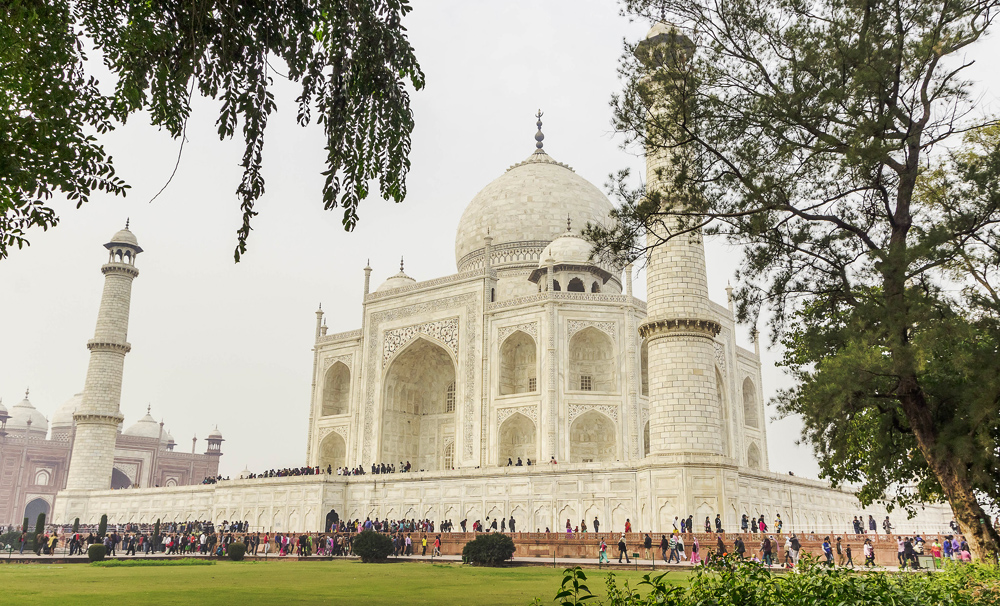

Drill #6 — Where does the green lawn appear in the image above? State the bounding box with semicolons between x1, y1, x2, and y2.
0;560;692;605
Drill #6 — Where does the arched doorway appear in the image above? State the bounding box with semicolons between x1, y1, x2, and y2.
24;497;50;524
569;327;616;392
569;410;616;463
322;362;351;416
318;432;347;471
497;413;536;465
380;338;456;471
111;467;132;489
499;331;537;395
325;509;340;531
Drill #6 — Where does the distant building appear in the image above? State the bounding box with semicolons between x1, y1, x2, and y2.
0;224;223;527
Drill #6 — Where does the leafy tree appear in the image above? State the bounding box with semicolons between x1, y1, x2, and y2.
73;518;80;534
1;0;424;261
591;0;1000;559
154;518;160;551
22;517;28;533
98;514;107;539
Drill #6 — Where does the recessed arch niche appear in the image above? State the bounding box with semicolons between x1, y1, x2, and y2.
747;442;762;470
568;327;616;392
322;362;351;416
380;337;456;471
319;432;347;470
569;410;616;463
499;331;537;395
743;378;758;428
640;339;648;396
497;413;536;465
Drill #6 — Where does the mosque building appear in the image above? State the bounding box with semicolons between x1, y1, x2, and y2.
40;23;950;533
0;392;223;526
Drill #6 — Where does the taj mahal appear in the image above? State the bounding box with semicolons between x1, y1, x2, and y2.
8;24;951;535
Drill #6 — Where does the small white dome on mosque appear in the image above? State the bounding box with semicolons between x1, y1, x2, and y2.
123;407;165;440
6;391;48;434
376;257;416;292
539;231;595;267
208;426;224;440
51;392;84;428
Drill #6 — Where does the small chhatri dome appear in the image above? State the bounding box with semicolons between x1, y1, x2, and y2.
7;389;48;434
537;230;595;267
51;392;84;428
208;426;224;440
123;406;165;440
106;219;143;253
376;256;416;292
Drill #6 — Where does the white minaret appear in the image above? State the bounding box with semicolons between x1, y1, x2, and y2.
65;223;142;490
636;25;725;459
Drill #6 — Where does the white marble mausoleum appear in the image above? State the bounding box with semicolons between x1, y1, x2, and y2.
50;24;952;535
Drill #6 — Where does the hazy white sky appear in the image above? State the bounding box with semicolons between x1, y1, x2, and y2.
2;1;998;480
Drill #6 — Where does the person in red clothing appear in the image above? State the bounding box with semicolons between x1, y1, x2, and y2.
624;519;632;533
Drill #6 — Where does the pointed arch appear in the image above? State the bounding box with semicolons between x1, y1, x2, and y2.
499;330;537;395
743;377;759;428
640;339;648;396
23;497;50;523
643;420;650;457
319;432;347;470
569;327;616;392
322;362;351;416
717;370;730;457
497;412;536;465
570;410;616;463
747;443;762;470
567;277;585;292
111;467;131;489
380;337;456;471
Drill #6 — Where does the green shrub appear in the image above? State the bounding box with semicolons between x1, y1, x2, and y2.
0;530;21;548
228;542;247;561
539;557;1000;606
72;518;80;533
352;531;394;563
88;544;107;562
98;514;107;539
462;533;515;566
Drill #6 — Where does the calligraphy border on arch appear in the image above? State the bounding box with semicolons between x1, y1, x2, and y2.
567;404;620;424
567;319;617;340
382;317;460;365
496;405;538;426
323;354;354;372
497;322;539;343
362;293;477;461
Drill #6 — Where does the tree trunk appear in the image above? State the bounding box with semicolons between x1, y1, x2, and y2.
898;386;1000;562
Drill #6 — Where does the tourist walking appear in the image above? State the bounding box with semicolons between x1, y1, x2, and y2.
617;535;630;563
643;533;652;560
667;534;680;563
690;536;701;565
660;534;669;562
598;539;609;564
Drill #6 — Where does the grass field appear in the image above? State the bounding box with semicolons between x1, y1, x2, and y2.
0;560;693;605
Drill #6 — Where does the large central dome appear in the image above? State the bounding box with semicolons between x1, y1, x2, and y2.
455;149;615;271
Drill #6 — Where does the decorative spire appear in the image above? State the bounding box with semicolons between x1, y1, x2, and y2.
534;109;544;150
567;214;572;232
146;403;151;414
400;256;405;272
24;387;29;399
125;218;130;229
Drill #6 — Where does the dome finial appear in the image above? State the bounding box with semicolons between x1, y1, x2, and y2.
147;403;151;414
400;256;405;272
125;217;130;229
534;109;544;151
567;214;572;232
25;387;29;399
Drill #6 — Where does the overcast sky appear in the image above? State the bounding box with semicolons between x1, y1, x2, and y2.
3;1;998;480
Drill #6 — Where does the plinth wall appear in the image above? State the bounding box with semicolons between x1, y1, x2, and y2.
52;463;952;537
